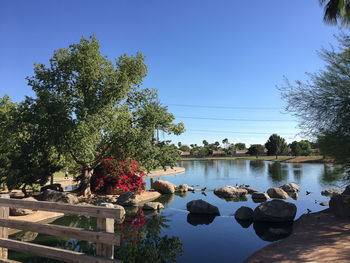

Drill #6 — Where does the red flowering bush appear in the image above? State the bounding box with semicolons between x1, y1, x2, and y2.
92;156;146;194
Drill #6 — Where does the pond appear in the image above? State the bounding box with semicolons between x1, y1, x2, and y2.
8;160;348;263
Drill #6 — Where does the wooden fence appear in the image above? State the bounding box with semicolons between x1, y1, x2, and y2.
0;194;125;263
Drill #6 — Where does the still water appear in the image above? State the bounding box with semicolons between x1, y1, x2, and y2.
9;160;348;263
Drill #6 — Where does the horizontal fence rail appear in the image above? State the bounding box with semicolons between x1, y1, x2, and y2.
0;198;124;220
0;194;125;263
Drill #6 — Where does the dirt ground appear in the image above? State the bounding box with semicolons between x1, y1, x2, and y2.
244;209;350;263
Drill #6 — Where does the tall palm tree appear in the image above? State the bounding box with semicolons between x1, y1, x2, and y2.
320;0;350;25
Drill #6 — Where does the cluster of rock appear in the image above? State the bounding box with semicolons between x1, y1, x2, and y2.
213;182;300;203
234;200;297;223
321;188;343;197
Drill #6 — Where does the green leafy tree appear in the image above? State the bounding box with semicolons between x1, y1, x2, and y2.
265;134;288;159
247;144;265;159
235;143;246;150
280;34;350;169
0;95;17;189
299;140;312;156
290;141;302;156
202;140;208;147
25;35;183;195
5;98;65;196
179;145;190;152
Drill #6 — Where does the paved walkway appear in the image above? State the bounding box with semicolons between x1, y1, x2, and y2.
245;209;350;263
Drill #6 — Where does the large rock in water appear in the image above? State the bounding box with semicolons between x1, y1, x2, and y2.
10;197;37;216
214;186;247;198
37;190;78;204
152;180;176;194
321;188;343;197
116;192;138;206
142;202;164;210
186;199;220;215
234;206;253;221
253;199;297;222
329;185;350;217
281;183;300;193
175;184;189;192
252;192;270;202
267;187;289;199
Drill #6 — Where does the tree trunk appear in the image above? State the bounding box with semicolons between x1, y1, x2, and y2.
276;155;278;159
21;184;28;197
50;175;54;185
79;168;94;196
256;154;258;159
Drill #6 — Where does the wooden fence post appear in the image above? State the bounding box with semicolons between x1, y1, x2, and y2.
0;194;9;260
96;204;114;259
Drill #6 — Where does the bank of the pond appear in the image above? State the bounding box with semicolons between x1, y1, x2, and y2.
244;209;350;263
182;156;327;163
145;166;185;178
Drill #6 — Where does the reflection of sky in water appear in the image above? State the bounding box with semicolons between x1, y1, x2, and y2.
9;160;348;263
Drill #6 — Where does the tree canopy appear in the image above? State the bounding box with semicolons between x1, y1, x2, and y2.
265;134;288;158
22;35;184;195
280;34;350;169
319;0;350;25
247;144;265;158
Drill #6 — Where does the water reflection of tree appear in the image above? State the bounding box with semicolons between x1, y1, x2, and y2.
9;215;96;262
116;211;183;263
267;163;288;183
249;160;265;173
319;164;349;188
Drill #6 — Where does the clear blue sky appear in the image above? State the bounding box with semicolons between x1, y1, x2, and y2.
0;0;341;147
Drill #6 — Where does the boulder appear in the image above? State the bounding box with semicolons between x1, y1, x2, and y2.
234;206;253;221
186;199;220;215
281;183;300;193
142;202;164;210
10;197;37;216
267;187;289;199
151;180;176;194
321;188;342;197
188;186;195;191
252;192;270;202
40;183;63;193
242;187;259;194
214;186;247;198
175;184;189;192
329;186;350;216
253;199;297;222
116;192;138;206
37;190;79;204
291;192;298;200
320;202;329;206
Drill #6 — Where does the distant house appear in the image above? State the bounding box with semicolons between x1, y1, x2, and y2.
180;151;191;157
234;149;248;155
212;150;225;156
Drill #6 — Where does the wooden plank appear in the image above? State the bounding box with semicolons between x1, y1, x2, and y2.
0;238;121;263
0;198;124;219
0;194;9;260
96;216;114;259
0;219;120;246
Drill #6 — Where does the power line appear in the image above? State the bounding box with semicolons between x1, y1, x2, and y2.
176;116;294;122
168;103;281;110
186;129;296;136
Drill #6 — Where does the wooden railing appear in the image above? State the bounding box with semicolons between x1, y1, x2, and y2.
0;194;125;263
